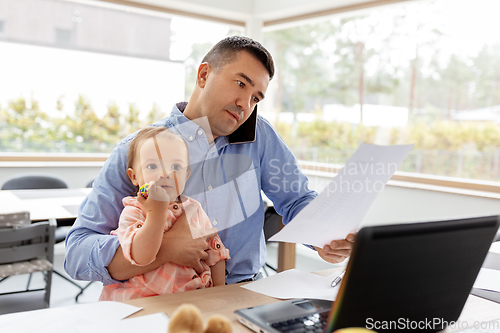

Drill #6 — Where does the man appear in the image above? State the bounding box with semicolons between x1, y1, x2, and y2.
65;36;355;286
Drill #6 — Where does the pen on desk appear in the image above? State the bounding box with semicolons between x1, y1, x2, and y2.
331;271;346;288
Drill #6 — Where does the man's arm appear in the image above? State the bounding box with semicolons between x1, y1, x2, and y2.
65;138;140;285
314;233;356;264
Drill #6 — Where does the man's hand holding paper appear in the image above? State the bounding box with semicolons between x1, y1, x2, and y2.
314;233;356;264
269;143;414;252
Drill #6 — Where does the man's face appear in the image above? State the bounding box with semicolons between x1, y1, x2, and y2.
194;51;270;138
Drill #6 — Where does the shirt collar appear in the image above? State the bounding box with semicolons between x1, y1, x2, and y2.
166;102;251;149
166;102;203;144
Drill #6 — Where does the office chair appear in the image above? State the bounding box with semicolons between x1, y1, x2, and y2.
85;178;95;188
1;173;93;302
1;173;68;190
0;215;56;314
262;201;282;276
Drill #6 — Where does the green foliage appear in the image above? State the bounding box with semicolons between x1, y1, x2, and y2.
0;96;53;151
274;118;500;180
0;95;153;153
276;119;500;154
146;103;165;125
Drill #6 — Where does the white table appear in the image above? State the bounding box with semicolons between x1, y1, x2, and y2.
0;188;91;221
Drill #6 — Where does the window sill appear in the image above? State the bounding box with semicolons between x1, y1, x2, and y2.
299;161;500;200
1;154;499;199
0;153;109;162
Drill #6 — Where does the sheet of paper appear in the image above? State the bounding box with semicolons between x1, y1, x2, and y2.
269;143;414;247
241;269;342;301
474;268;500;293
490;242;500;254
0;301;142;333
73;312;169;333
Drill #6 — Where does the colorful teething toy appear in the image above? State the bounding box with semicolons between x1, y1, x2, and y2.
139;183;150;199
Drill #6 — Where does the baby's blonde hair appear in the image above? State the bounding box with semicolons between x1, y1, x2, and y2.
127;126;190;171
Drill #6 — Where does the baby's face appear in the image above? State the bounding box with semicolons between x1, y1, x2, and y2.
132;135;190;199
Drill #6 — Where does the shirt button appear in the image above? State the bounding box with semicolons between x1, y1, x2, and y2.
197;129;203;135
208;185;213;190
189;135;194;141
213;220;218;226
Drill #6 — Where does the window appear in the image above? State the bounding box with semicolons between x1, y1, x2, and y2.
262;0;500;182
0;0;239;154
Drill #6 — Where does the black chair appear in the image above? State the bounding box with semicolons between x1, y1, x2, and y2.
85;179;95;188
2;173;68;190
1;173;93;302
262;201;282;276
0;215;56;314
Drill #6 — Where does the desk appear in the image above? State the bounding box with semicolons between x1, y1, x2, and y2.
123;268;500;333
0;188;91;221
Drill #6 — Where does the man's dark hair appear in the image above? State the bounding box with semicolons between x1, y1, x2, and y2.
202;36;274;80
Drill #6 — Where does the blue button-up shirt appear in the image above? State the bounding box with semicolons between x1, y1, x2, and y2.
65;103;317;285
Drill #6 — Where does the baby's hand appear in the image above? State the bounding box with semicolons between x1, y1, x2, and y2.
138;181;170;212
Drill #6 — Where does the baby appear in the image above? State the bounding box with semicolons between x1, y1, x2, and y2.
100;126;229;301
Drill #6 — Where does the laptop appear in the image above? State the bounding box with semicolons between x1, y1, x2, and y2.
235;215;499;333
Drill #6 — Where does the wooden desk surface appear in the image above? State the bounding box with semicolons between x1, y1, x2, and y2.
123;268;500;333
123;269;341;332
124;282;279;333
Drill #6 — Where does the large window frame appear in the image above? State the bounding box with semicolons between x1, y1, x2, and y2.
1;0;499;197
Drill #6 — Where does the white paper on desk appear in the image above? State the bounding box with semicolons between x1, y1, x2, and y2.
0;301;141;333
242;269;341;301
490;242;500;254
269;143;414;248
473;268;500;292
73;312;169;333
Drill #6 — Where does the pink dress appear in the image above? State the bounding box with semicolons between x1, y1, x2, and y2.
99;195;230;301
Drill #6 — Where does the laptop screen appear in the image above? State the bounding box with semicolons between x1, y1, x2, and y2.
328;215;499;332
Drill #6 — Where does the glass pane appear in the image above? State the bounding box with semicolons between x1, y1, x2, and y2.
0;0;239;154
262;0;500;182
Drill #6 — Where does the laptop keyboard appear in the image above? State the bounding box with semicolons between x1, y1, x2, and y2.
270;312;328;332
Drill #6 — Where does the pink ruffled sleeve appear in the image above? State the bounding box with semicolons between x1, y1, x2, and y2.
113;197;149;266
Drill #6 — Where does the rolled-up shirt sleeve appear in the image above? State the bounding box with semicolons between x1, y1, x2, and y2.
64;134;138;286
257;118;318;250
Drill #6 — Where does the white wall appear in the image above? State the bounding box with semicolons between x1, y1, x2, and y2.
305;172;500;227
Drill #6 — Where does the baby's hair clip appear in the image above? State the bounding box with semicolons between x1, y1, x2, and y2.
139;183;150;199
